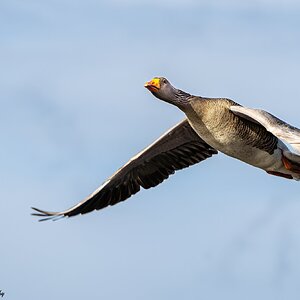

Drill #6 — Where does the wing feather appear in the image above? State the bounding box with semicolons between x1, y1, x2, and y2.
32;119;217;220
230;106;300;153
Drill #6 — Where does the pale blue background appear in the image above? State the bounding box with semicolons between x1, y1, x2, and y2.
1;1;300;299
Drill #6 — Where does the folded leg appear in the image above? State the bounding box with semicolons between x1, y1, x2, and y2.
266;170;293;180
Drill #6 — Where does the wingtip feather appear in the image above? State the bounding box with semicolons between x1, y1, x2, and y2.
31;207;65;221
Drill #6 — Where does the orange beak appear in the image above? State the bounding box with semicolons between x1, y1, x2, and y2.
144;78;160;92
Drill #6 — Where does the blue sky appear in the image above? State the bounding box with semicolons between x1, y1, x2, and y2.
1;1;300;299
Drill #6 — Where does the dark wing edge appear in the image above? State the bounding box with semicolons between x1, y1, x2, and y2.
230;106;300;153
32;119;217;221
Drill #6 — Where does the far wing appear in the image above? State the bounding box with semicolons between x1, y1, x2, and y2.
32;119;217;220
230;106;300;153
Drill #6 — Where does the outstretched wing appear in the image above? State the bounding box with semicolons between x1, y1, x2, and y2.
32;119;217;220
230;106;300;153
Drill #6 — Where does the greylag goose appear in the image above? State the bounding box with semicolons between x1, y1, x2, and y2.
32;77;300;220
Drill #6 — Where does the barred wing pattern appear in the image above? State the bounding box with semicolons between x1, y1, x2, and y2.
32;119;217;220
230;106;300;153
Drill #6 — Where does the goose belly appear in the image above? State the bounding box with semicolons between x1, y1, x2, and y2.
187;119;283;170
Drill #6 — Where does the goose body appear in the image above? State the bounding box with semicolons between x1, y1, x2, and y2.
185;97;293;177
32;77;300;220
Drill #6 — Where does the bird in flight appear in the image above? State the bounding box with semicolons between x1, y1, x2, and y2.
32;77;300;220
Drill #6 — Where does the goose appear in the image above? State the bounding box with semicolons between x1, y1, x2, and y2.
32;77;300;220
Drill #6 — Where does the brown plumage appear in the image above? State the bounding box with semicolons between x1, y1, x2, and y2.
187;97;278;155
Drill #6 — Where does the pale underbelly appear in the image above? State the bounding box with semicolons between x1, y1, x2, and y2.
188;120;283;170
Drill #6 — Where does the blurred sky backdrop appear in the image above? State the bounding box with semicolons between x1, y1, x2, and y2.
1;0;300;299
